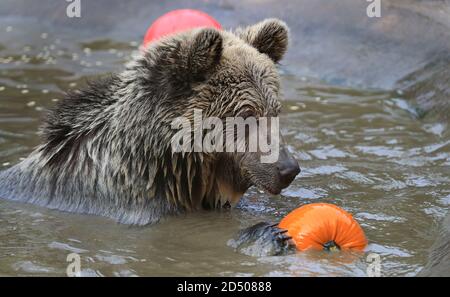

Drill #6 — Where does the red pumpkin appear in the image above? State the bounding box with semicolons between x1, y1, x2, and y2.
279;203;367;252
143;9;222;47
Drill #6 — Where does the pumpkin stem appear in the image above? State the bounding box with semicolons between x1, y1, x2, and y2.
323;240;340;252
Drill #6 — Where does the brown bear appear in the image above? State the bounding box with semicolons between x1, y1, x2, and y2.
0;19;300;227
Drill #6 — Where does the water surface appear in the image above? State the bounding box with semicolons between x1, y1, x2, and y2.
0;16;449;277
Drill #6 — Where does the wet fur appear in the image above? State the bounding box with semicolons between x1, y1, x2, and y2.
0;19;291;225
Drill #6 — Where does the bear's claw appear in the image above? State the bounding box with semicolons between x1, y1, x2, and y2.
231;221;295;256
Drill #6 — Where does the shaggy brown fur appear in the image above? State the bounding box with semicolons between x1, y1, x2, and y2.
0;19;300;225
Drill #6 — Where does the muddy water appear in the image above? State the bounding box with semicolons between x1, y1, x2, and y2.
1;18;450;276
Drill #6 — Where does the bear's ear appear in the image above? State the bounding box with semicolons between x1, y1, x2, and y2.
186;28;223;81
141;28;222;85
237;19;289;63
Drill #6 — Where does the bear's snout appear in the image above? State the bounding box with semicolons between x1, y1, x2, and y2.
277;148;300;189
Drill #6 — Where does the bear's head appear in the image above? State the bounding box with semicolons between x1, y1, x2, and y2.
120;19;300;210
41;19;300;215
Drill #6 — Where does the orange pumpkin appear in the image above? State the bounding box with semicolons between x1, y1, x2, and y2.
279;203;367;252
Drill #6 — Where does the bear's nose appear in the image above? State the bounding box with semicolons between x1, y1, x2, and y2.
278;159;300;188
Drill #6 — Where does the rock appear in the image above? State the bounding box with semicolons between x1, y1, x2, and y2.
418;213;450;277
395;53;450;122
